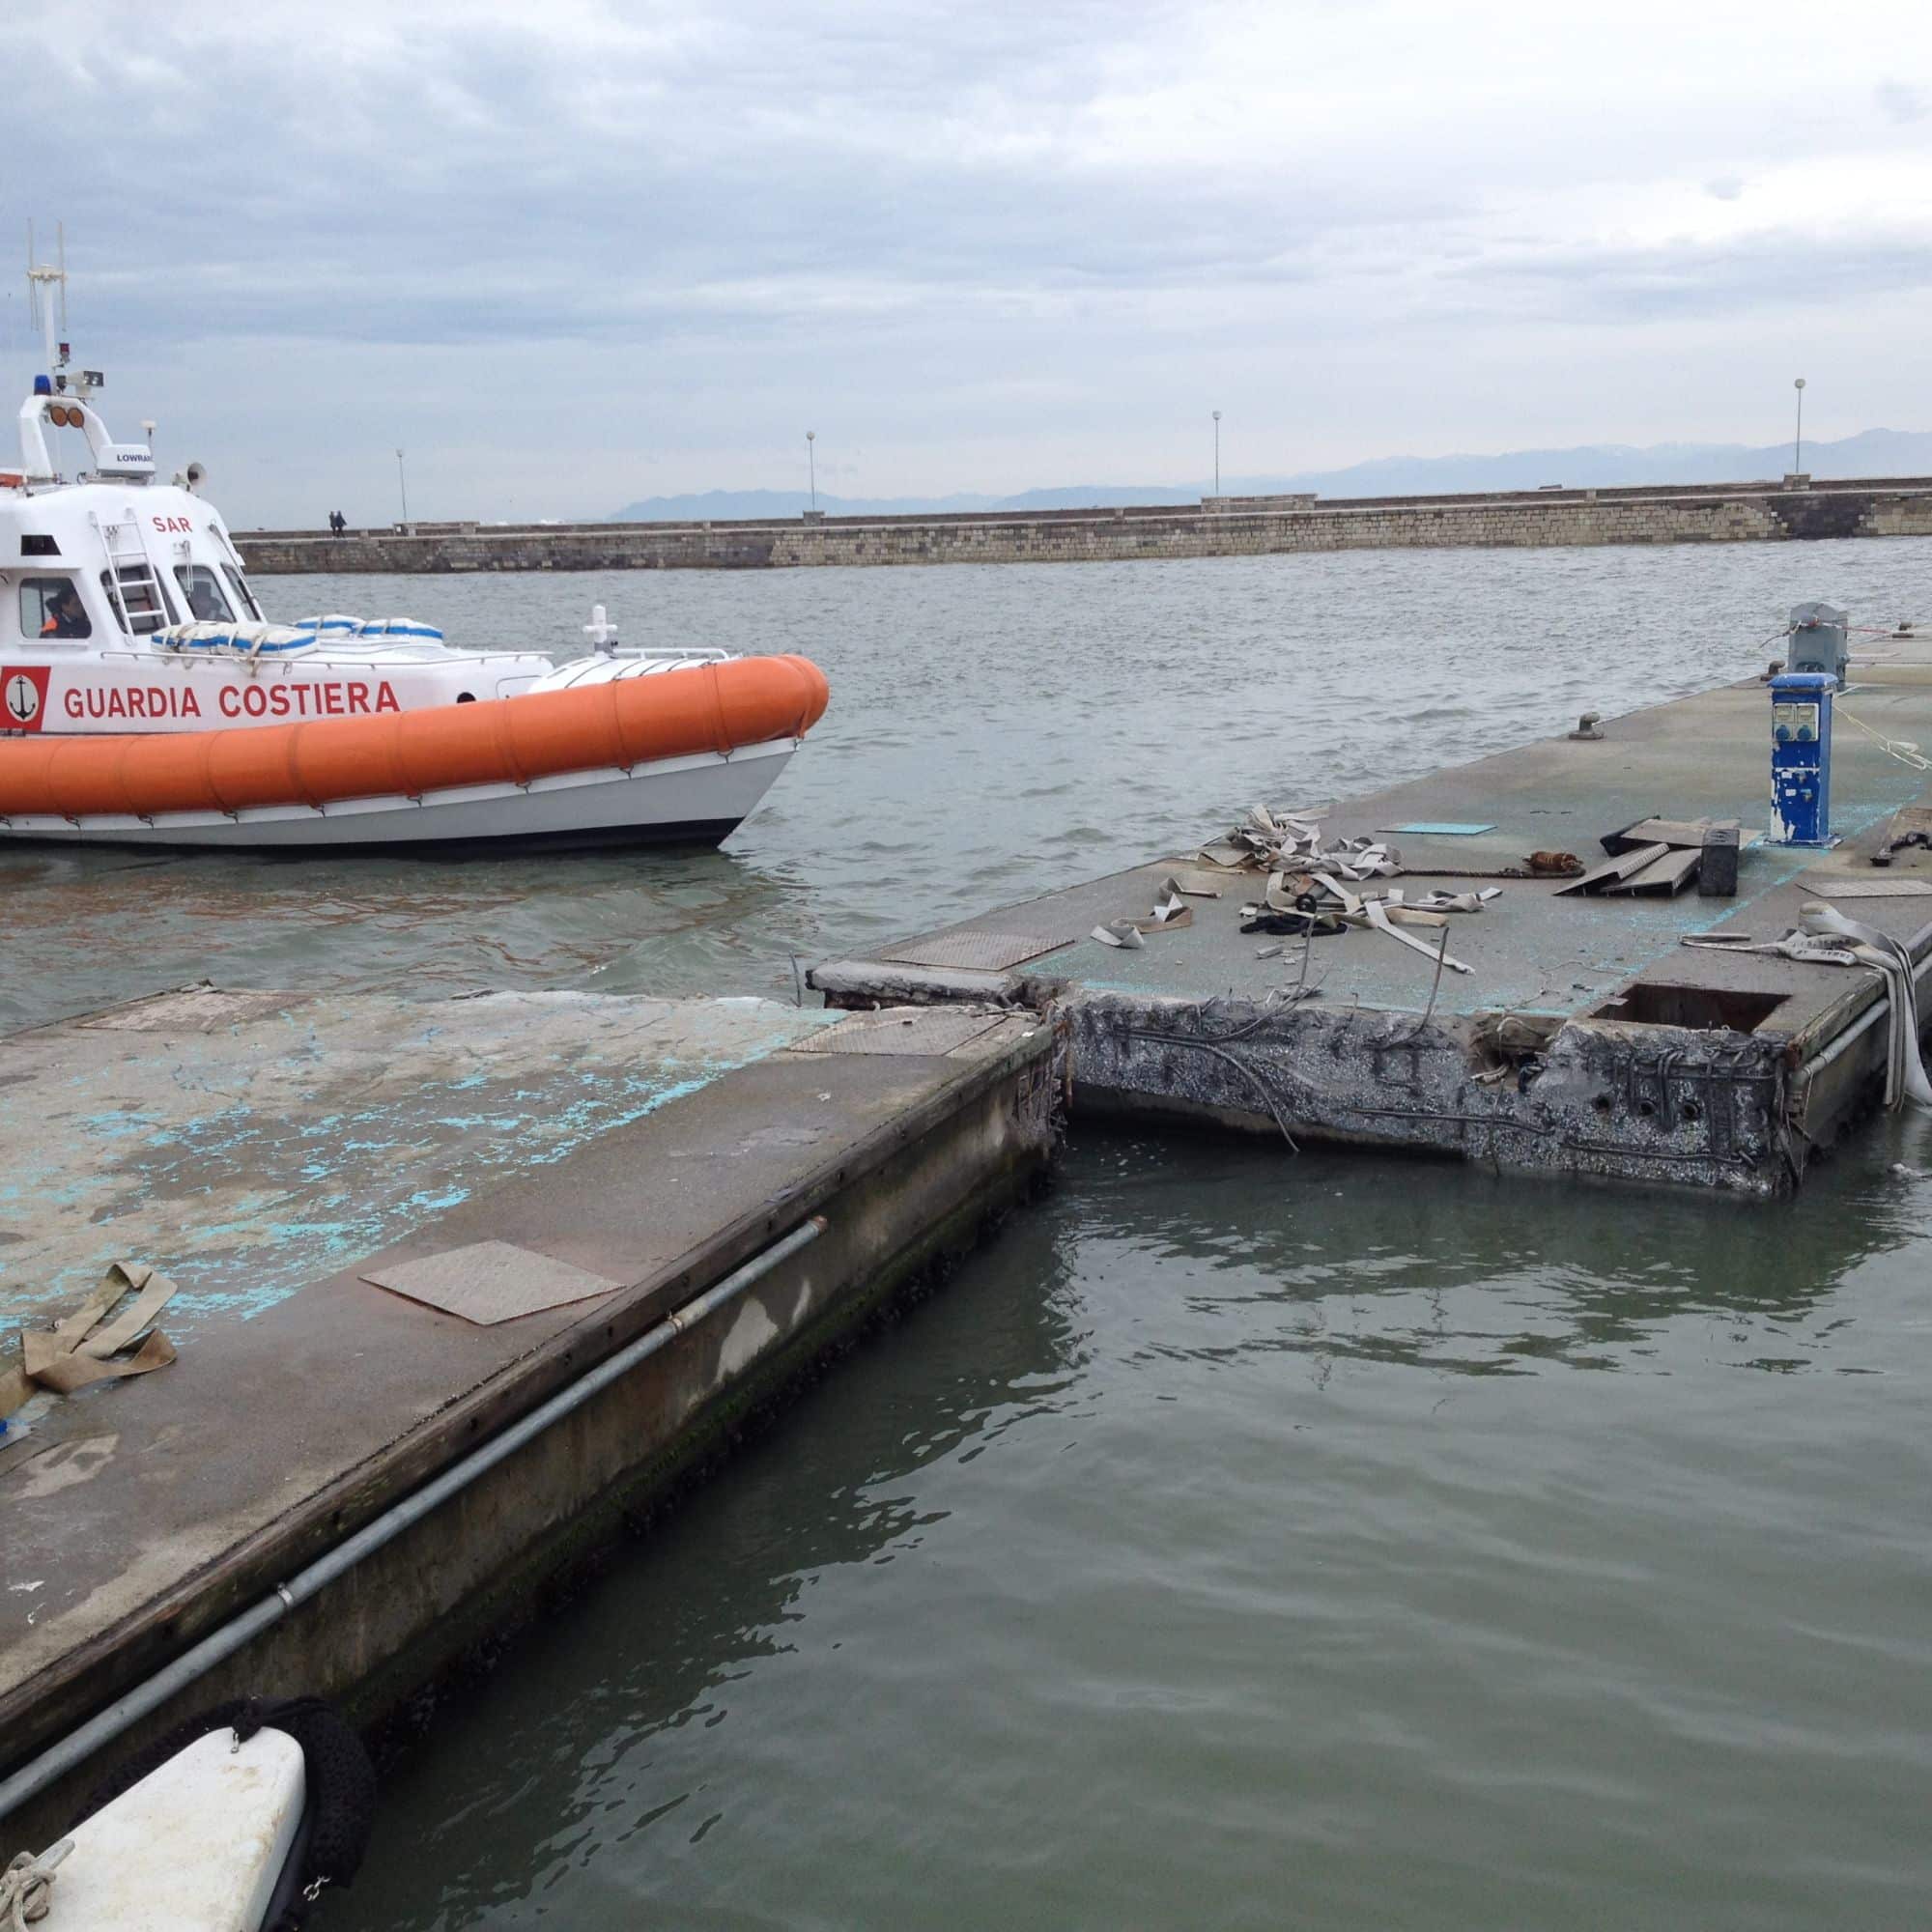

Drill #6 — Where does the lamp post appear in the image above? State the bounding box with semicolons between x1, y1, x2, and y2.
1212;410;1221;497
396;447;410;526
806;430;816;513
1792;379;1806;475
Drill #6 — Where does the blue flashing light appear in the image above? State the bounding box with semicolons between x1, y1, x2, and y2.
32;374;52;395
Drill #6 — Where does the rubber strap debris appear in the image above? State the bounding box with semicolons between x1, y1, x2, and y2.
1198;805;1401;881
10;1264;178;1410
1800;902;1932;1109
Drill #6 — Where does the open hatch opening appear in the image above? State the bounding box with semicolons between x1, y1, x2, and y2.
1591;984;1789;1033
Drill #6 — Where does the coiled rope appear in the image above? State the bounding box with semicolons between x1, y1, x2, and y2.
0;1842;70;1931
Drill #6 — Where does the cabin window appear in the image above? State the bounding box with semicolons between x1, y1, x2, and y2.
174;563;235;623
99;564;178;636
221;564;263;620
20;575;92;640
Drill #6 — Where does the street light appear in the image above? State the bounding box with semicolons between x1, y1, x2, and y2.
1212;410;1222;497
1792;379;1806;475
806;430;816;513
396;447;410;526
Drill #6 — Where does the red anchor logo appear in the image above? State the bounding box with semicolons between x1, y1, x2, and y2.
4;668;50;731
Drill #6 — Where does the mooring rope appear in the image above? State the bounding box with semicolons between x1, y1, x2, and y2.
0;1843;71;1931
1834;703;1932;772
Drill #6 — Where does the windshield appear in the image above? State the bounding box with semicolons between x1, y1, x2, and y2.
100;565;179;636
175;564;236;623
221;563;264;620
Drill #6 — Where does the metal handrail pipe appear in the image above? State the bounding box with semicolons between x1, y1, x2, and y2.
0;1215;827;1826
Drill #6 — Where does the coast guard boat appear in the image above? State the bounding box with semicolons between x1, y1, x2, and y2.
0;248;828;850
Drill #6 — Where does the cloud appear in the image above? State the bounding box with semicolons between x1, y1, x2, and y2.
1875;80;1924;124
1444;228;1932;323
3;0;1928;523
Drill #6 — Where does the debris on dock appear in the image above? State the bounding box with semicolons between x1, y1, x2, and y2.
814;651;1932;1197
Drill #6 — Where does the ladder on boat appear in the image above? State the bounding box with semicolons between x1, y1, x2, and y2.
90;511;172;635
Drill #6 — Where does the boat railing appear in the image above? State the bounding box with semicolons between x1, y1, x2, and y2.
610;646;733;663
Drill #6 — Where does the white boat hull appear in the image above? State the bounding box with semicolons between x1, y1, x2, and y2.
43;1725;305;1931
0;737;797;851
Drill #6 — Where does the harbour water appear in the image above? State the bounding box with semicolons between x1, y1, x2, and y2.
342;1125;1932;1931
11;539;1932;1924
9;537;1929;1032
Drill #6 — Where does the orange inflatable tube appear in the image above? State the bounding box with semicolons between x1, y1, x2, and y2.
0;654;829;819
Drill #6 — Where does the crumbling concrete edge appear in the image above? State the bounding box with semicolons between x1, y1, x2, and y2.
1062;993;1799;1196
810;955;1834;1195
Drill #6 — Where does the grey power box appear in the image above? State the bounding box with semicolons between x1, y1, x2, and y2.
1787;602;1850;681
1697;823;1741;896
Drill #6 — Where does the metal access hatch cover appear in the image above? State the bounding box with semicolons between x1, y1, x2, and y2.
792;1009;1012;1056
880;929;1065;971
363;1240;623;1324
76;985;298;1033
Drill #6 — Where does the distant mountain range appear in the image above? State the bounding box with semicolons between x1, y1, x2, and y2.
609;429;1932;523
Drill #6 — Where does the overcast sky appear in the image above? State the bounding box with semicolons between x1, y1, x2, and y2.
4;0;1928;525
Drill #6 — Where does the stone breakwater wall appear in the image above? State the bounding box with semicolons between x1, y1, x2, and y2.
239;477;1932;575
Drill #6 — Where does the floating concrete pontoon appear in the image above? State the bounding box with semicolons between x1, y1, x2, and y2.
0;988;1057;1845
815;656;1932;1197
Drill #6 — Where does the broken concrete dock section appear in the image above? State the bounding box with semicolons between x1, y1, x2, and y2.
814;652;1932;1197
0;987;1058;1844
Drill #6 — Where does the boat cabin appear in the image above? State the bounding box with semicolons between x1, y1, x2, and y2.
2;481;267;651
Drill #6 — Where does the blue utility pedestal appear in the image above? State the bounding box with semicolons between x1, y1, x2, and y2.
1769;670;1836;847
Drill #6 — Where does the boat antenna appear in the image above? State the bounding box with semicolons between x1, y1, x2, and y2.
25;221;67;381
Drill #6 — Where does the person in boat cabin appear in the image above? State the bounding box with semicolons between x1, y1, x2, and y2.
180;571;228;621
39;582;91;639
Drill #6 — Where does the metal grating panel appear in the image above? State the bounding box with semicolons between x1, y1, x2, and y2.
364;1240;622;1324
791;1009;1012;1056
1812;878;1932;897
77;986;298;1033
880;929;1065;971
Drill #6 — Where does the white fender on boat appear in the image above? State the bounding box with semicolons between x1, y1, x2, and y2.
40;1726;305;1930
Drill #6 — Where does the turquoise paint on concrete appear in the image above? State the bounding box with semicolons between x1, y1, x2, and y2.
2;995;838;1343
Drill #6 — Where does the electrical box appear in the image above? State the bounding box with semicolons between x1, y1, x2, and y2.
1769;670;1836;846
1787;602;1849;681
